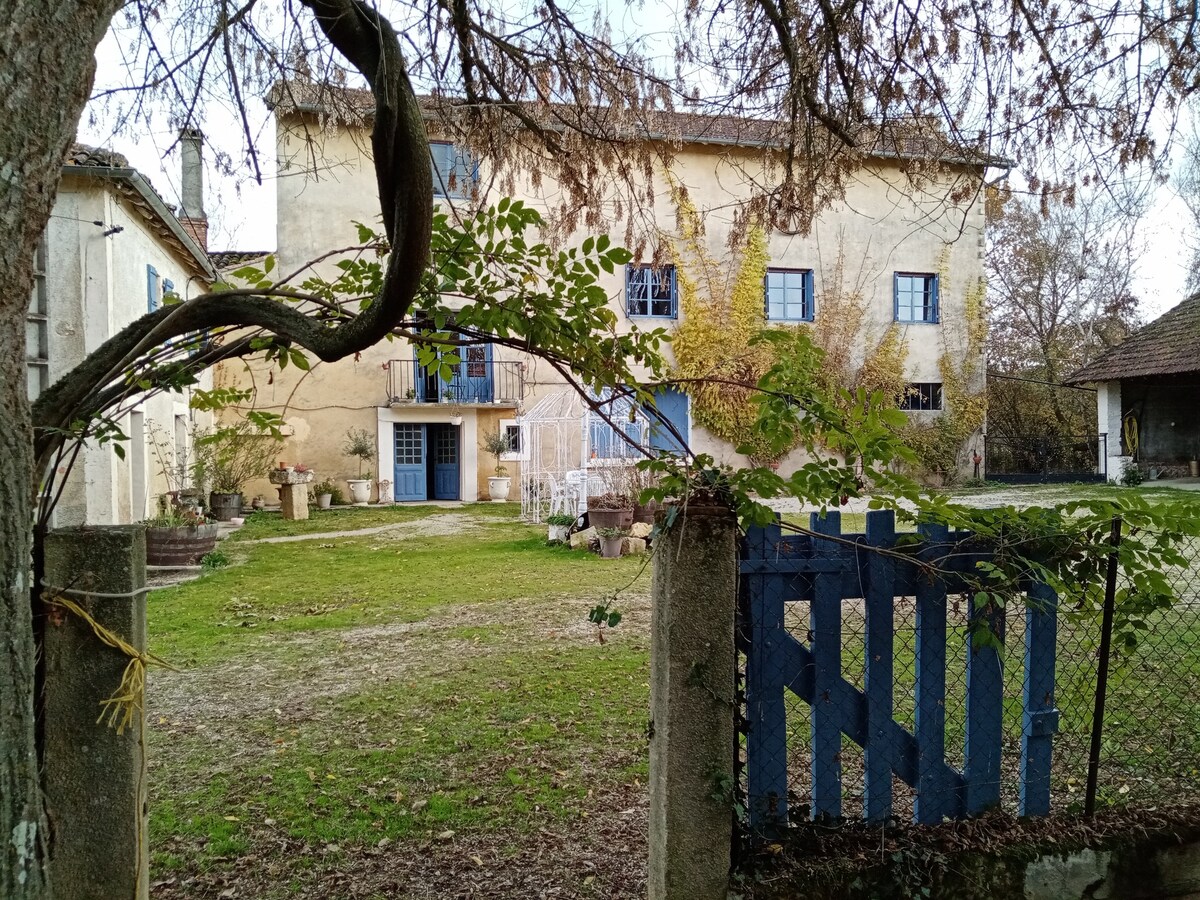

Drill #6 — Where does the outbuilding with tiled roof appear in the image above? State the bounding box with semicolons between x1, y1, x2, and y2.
1068;294;1200;481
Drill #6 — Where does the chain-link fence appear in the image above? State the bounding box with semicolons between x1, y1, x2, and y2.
742;524;1200;824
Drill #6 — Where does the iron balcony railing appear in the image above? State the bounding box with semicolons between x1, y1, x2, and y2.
385;357;524;405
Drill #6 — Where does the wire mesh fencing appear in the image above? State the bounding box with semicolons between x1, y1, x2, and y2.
740;521;1200;827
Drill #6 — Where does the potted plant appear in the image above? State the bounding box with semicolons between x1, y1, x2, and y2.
143;501;219;566
310;479;342;510
546;512;577;543
587;491;633;530
342;428;376;505
193;420;282;521
481;427;513;502
596;526;627;559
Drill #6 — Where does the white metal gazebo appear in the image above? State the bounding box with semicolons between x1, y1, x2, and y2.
518;389;647;523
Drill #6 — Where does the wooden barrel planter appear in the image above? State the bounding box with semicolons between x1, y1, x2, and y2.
145;524;219;566
208;492;243;522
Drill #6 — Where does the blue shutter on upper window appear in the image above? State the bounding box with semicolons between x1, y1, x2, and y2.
147;265;160;312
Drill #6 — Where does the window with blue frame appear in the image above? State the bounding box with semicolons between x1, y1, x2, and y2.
765;268;814;321
894;273;939;323
430;142;477;199
626;265;677;318
644;385;690;455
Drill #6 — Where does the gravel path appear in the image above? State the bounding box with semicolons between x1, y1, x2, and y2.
241;512;490;544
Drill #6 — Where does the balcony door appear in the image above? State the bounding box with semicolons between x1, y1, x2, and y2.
414;342;492;403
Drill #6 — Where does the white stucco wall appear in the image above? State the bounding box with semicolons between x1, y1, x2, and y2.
46;172;211;526
226;112;986;490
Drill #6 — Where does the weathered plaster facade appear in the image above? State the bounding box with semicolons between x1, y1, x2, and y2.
35;156;214;525
225;108;987;501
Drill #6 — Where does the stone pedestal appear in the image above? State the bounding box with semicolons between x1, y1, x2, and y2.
269;469;314;520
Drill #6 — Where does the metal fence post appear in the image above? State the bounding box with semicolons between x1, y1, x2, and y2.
1085;516;1121;816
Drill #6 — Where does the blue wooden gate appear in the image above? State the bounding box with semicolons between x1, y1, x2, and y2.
741;510;1059;830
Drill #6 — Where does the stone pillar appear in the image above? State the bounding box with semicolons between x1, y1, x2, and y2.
279;483;309;520
1097;380;1125;482
43;526;149;900
649;504;738;900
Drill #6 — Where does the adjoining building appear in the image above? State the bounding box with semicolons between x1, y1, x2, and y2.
33;136;216;525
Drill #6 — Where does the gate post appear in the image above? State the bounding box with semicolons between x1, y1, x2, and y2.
649;503;738;900
43;525;149;900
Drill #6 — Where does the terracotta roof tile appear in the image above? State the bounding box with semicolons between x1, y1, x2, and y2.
211;250;272;270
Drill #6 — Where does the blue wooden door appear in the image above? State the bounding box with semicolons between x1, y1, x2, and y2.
432;425;460;500
393;424;427;500
647;386;689;455
458;344;493;402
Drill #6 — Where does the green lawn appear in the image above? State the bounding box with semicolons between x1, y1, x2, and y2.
146;490;1200;897
147;505;652;898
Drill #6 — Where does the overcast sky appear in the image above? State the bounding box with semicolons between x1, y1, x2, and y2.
78;9;1194;319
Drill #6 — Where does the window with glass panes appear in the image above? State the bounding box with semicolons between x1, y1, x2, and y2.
765;268;814;321
899;382;943;411
625;264;677;318
430;142;477;199
894;273;939;323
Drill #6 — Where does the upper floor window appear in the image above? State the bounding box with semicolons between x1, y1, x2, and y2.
626;264;677;318
899;382;943;411
430;142;477;199
895;273;939;323
765;268;814;322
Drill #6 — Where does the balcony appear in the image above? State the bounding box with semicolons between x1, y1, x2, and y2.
385;357;524;406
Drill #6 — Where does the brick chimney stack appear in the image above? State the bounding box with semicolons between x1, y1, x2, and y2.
178;128;208;251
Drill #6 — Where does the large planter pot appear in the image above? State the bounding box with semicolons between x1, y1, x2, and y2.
633;500;658;525
208;492;243;522
588;508;632;530
146;524;219;566
488;476;511;502
317;493;333;510
346;479;372;506
599;535;624;559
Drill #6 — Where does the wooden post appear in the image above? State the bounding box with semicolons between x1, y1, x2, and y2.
809;511;843;820
863;510;896;821
743;520;789;831
1021;580;1059;817
914;521;950;823
43;526;149;900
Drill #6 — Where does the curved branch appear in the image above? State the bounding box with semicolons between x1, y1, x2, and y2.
35;0;433;461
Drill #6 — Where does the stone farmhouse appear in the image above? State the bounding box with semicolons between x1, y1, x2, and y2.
221;85;993;504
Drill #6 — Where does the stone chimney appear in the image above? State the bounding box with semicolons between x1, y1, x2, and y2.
178;128;208;251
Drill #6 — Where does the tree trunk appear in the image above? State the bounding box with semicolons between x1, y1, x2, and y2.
0;3;123;897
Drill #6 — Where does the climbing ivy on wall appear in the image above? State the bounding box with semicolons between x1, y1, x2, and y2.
668;185;783;463
668;188;911;465
901;252;989;481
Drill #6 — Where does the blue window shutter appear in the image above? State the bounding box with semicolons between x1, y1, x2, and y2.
163;278;174;303
892;272;899;322
670;267;678;318
932;275;940;323
805;270;815;320
147;265;160;312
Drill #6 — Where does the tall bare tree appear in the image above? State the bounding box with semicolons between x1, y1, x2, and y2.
985;187;1144;460
4;0;1200;894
